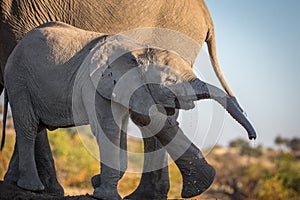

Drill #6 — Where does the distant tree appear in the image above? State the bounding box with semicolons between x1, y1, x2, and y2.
275;135;290;147
275;135;300;153
229;138;249;148
240;144;263;157
289;137;300;152
229;138;262;157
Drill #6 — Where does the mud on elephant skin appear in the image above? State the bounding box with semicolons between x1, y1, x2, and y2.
2;22;256;199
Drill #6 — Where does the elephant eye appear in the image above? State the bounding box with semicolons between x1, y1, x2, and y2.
165;76;177;84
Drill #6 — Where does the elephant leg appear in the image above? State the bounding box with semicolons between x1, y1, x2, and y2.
7;92;44;191
91;116;128;188
4;129;64;195
4;138;19;184
124;134;169;200
35;129;64;195
16;125;44;190
90;95;126;200
154;114;216;198
130;111;215;199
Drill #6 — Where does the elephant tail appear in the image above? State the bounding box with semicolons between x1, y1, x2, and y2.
1;89;8;151
206;29;244;113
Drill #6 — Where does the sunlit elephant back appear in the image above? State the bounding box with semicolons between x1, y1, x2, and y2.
1;0;236;102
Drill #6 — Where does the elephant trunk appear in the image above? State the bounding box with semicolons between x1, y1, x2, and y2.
189;79;256;140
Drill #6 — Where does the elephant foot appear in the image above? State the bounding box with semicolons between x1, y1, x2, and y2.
17;178;45;192
93;185;122;200
123;186;168;200
91;171;125;189
93;165;122;200
123;170;169;200
5;171;63;196
181;159;215;198
35;129;64;196
4;173;18;186
174;144;216;198
43;181;64;196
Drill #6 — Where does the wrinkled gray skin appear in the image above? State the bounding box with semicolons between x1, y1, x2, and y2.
0;0;235;97
1;1;245;199
4;22;256;200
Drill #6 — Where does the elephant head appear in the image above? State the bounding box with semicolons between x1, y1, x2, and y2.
87;36;256;140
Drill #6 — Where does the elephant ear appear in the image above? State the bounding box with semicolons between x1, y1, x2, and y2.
87;36;156;115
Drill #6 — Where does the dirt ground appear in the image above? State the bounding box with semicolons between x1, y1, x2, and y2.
0;181;95;200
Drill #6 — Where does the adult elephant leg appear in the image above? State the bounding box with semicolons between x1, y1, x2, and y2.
35;129;64;196
124;126;170;199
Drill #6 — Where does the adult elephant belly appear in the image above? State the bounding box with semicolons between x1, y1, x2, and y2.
81;0;206;62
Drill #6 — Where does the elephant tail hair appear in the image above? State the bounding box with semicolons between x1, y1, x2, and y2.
206;29;244;113
1;89;8;151
206;29;235;98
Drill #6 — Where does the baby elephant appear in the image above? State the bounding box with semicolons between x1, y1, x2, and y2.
3;22;256;199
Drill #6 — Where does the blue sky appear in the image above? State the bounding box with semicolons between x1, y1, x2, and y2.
199;0;300;147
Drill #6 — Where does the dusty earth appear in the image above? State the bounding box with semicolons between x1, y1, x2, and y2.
0;181;95;200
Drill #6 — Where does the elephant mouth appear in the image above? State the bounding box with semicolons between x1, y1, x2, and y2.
174;97;196;110
156;97;195;116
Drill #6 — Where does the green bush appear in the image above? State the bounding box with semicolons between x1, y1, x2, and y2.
49;128;99;187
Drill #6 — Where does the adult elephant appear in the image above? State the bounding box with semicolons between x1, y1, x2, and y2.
0;1;244;199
